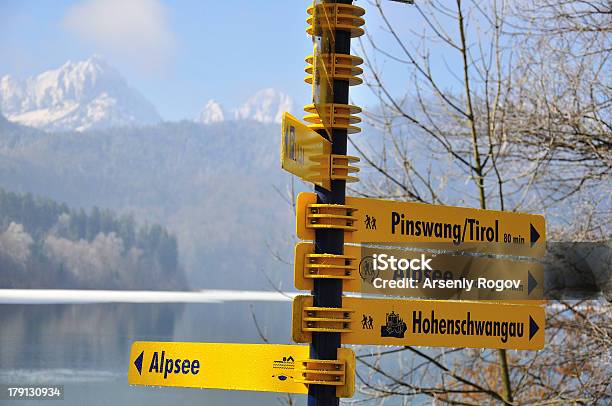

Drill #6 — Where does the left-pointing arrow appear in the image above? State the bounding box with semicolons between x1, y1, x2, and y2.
134;351;144;375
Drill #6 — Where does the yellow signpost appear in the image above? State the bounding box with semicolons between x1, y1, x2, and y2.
281;112;332;190
128;2;551;404
293;296;545;350
296;192;546;258
294;242;545;300
128;341;356;397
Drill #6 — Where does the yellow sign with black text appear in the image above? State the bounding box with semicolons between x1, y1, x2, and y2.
281;113;332;190
296;192;546;257
292;296;545;350
294;242;544;300
128;342;311;394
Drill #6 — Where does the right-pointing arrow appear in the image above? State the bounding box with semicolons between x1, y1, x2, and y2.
529;316;540;340
530;223;540;247
528;271;538;295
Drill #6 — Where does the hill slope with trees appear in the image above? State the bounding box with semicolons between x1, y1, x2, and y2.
0;188;185;289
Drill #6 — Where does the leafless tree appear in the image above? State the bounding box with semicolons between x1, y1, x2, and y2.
350;0;611;403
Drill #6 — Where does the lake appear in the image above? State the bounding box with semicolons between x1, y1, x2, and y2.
0;292;305;406
0;290;442;405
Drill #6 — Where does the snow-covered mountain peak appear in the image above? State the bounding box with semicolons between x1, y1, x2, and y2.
197;99;225;124
0;56;161;132
194;89;293;125
234;88;292;124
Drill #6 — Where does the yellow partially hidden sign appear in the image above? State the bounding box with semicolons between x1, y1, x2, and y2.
311;1;336;140
294;242;545;300
293;296;545;350
296;192;546;258
281;113;332;190
129;342;310;394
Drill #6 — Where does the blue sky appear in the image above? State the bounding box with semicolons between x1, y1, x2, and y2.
0;0;458;121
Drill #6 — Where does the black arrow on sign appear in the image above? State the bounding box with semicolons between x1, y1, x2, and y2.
528;271;538;295
529;316;539;341
134;351;144;375
530;224;540;247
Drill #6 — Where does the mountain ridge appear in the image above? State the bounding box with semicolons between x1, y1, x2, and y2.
197;88;293;125
0;56;161;132
1;57;295;131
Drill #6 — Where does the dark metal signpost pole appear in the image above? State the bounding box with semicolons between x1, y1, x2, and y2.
309;1;353;405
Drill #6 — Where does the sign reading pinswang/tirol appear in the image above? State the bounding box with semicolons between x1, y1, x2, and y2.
294;243;544;300
296;192;546;258
281;113;332;190
292;296;545;350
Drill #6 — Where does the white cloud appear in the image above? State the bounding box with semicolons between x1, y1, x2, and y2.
63;0;175;68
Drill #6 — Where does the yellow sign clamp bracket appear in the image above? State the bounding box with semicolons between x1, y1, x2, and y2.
300;305;355;334
295;348;356;398
306;3;366;38
305;203;359;232
303;103;362;134
302;251;358;281
295;243;362;292
305;54;364;85
330;154;360;183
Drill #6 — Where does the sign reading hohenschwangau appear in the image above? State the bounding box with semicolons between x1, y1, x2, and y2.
128;342;311;394
296;192;546;258
292;296;545;350
281;113;332;190
294;242;545;300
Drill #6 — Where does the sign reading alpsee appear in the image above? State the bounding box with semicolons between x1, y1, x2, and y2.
128;341;312;394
